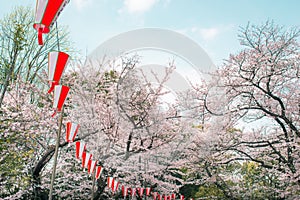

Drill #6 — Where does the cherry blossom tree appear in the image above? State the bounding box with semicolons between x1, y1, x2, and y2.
64;56;191;199
183;21;300;199
0;53;193;199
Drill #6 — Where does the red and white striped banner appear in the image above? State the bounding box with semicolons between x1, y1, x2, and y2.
95;166;103;180
87;159;97;175
171;193;176;199
82;152;92;169
107;177;119;193
163;195;171;200
33;0;70;45
122;185;128;197
112;180;119;193
75;141;86;160
153;192;162;200
107;177;114;188
66;122;79;143
52;85;69;117
48;52;69;93
146;187;151;196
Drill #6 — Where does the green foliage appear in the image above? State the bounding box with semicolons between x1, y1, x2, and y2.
195;183;226;199
0;121;35;198
239;161;281;199
180;184;201;199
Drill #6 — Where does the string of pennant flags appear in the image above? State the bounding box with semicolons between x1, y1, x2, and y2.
32;0;189;199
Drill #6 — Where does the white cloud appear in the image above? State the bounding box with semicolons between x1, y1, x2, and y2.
123;0;158;14
199;27;220;40
175;27;220;41
188;25;235;41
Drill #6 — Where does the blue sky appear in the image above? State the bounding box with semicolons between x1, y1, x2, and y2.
1;0;300;66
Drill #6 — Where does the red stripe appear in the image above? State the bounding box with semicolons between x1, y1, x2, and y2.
95;166;102;179
75;141;81;159
111;178;115;191
53;52;69;82
56;85;69;111
122;186;127;196
42;0;65;28
88;159;96;173
146;188;151;196
51;110;57;118
81;151;87;168
171;194;176;199
107;177;109;187
66;122;71;142
48;81;58;93
38;28;43;45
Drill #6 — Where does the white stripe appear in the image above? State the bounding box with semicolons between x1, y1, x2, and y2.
108;177;113;188
62;55;70;76
35;0;48;24
48;52;59;81
53;85;62;108
89;160;96;174
69;123;78;141
84;153;91;168
79;142;85;158
113;180;119;192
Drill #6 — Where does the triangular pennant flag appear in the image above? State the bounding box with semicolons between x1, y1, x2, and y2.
48;52;69;93
33;0;69;45
87;159;97;175
95;166;103;180
52;85;69;117
75;141;86;160
66;122;79;143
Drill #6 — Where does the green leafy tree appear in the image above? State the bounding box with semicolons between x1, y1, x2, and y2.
0;6;72;107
